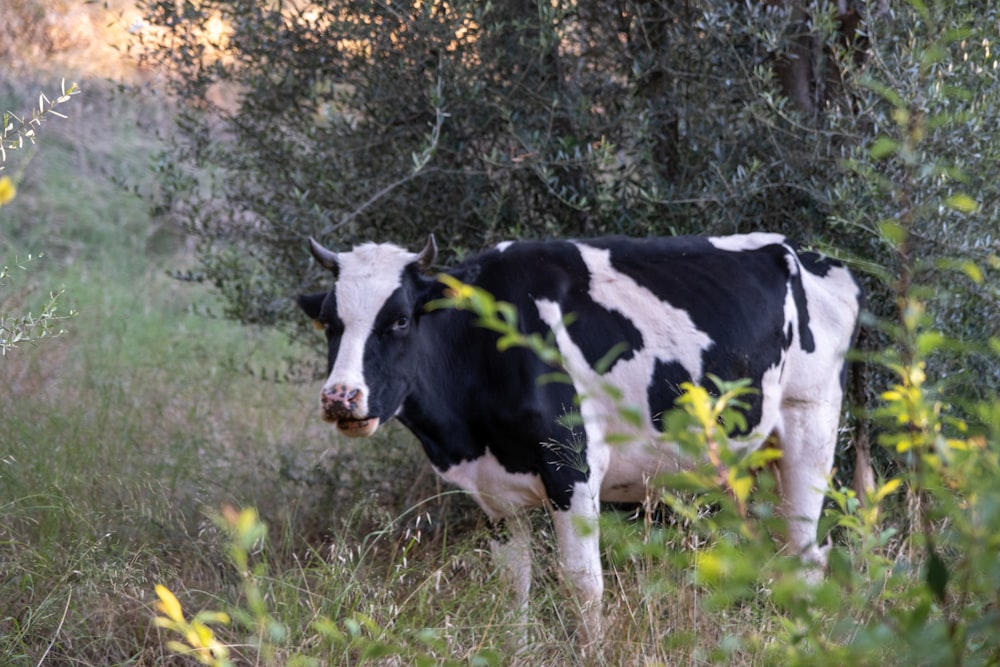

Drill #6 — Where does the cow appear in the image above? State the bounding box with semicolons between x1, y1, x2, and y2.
297;233;864;643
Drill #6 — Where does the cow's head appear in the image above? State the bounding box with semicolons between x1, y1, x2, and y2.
298;235;437;437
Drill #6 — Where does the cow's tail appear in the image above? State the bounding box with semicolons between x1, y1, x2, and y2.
850;325;876;502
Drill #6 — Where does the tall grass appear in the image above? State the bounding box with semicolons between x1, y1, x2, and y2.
0;66;435;664
0;71;534;666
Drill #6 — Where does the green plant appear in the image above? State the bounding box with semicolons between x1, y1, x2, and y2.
102;0;1000;663
1;79;79;353
135;1;904;338
1;78;79;164
0;254;73;354
155;505;505;667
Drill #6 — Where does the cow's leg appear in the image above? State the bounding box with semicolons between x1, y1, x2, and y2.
489;514;532;637
776;400;841;575
550;454;607;646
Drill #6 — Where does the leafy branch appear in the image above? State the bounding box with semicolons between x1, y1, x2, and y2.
0;79;80;167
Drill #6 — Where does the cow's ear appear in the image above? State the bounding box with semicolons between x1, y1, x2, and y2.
309;237;339;276
297;292;327;320
415;233;437;274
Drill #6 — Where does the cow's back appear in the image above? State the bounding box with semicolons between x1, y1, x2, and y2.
466;234;858;442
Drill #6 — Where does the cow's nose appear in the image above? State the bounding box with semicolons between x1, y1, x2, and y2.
320;384;363;419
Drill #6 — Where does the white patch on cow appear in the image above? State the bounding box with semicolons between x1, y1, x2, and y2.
326;243;417;417
707;231;787;252
435;450;547;519
495;240;515;253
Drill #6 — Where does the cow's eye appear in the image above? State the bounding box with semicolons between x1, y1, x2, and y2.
391;314;410;332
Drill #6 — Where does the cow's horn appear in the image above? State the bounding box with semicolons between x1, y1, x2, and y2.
416;234;437;273
309;237;339;274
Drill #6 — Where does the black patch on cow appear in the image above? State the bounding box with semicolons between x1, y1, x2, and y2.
567;309;642;371
479;241;642;373
797;249;838;277
787;263;816;353
646;359;693;432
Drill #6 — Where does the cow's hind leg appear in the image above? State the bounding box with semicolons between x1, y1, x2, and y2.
776;400;841;575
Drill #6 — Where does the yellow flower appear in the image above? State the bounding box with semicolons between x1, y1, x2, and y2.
0;176;15;206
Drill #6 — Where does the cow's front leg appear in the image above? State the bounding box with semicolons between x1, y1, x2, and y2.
552;482;604;646
489;514;532;636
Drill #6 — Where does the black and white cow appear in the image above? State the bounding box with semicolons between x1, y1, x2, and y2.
298;233;863;641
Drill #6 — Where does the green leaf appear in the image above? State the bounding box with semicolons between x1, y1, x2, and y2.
744;447;783;469
860;76;906;108
920;44;948;68
287;656;322;667
906;0;929;21
944;193;978;213
312;617;345;644
916;331;947;355
873;477;902;504
870;136;899;159
470;649;503;667
939;26;974;46
878;220;907;246
359;641;396;660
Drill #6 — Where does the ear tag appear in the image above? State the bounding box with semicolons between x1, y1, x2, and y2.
313;320;324;331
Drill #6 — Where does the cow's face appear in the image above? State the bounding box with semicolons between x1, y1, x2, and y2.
298;236;437;437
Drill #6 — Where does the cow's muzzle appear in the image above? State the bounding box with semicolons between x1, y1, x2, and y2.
320;385;380;437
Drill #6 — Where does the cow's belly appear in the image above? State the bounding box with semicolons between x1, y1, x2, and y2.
597;426;773;503
434;449;547;519
598;439;688;502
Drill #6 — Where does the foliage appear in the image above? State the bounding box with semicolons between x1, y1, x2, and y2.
0;79;79;354
0;254;73;355
3;0;999;664
133;1;1000;663
128;1;865;327
155;506;505;667
1;79;79;165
